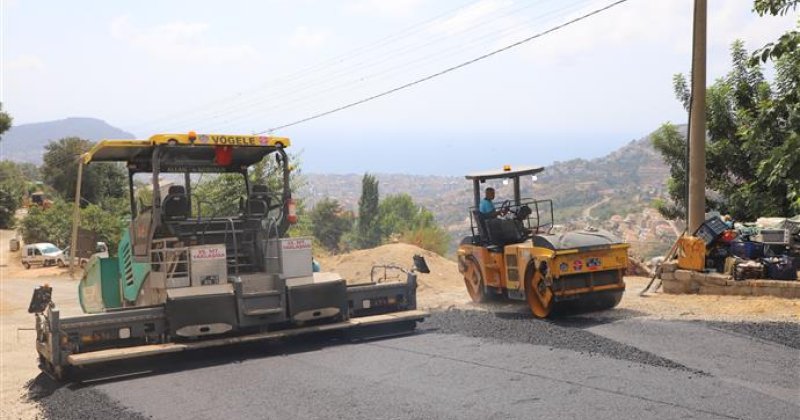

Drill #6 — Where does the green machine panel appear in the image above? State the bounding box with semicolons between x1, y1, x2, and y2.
79;258;122;313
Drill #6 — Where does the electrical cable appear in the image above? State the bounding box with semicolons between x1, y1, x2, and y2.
127;0;490;132
257;0;630;134
207;0;592;132
191;0;574;124
143;0;570;132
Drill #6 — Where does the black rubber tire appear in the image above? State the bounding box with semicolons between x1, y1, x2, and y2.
463;257;488;303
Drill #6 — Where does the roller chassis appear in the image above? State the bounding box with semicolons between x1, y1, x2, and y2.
459;165;629;317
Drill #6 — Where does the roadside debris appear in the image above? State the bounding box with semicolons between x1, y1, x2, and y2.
654;215;800;298
676;215;799;281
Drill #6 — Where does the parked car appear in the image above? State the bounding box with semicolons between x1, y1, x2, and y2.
22;243;67;269
64;242;109;268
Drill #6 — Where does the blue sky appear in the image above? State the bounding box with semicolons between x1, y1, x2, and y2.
1;0;796;174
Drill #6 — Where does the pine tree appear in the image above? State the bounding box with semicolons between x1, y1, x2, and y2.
356;173;381;248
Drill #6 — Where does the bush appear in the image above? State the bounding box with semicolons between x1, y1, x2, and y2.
19;200;127;253
399;226;450;256
0;186;18;228
20;201;72;247
310;198;353;252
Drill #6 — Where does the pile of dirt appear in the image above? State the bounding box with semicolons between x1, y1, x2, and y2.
317;243;469;309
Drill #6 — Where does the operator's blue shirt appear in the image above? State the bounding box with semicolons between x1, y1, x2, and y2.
479;198;495;215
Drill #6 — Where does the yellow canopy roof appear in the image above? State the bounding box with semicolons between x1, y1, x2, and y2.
83;133;291;164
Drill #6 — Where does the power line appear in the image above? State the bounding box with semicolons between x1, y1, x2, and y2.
258;0;630;134
143;0;569;133
207;0;591;132
126;0;489;133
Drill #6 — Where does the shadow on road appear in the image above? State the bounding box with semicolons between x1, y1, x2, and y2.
28;324;423;386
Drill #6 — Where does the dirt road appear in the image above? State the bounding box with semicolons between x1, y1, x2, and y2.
0;230;82;420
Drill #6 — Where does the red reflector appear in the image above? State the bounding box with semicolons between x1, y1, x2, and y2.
287;199;297;224
214;146;233;166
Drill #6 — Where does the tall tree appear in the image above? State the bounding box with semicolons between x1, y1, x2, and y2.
0;102;11;140
378;193;435;237
356;173;381;248
310;198;353;252
653;35;800;220
192;151;305;218
41;137;126;205
0;160;28;228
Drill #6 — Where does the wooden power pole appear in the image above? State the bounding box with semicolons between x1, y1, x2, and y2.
68;157;84;277
688;0;707;233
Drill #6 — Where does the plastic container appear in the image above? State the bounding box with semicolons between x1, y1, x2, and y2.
729;241;764;259
677;236;705;271
695;217;728;245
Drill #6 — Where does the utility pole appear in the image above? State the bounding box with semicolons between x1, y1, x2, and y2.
68;157;84;277
688;0;707;233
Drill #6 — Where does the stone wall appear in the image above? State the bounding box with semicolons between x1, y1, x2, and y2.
659;262;800;299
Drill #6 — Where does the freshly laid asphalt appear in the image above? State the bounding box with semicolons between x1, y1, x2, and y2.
29;309;799;420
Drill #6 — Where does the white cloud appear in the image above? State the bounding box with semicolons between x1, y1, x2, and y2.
526;0;795;61
345;0;426;18
708;0;798;50
288;26;331;48
431;0;514;35
110;16;259;63
4;55;44;72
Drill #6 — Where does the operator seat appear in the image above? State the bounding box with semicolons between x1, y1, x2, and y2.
162;185;190;221
472;210;490;244
485;218;526;247
247;184;272;218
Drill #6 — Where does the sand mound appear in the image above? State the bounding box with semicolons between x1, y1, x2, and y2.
317;243;470;309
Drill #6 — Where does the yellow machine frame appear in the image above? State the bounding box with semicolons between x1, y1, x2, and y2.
457;165;629;318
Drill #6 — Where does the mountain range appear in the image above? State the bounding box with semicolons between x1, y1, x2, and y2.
301;128;677;226
0;117;676;242
0;117;135;163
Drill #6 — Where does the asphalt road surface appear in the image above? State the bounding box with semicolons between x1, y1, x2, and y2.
28;309;799;420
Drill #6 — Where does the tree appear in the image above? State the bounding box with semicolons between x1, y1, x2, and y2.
653;34;800;220
0;102;11;140
752;0;799;62
0;160;28;228
19;200;127;253
377;194;435;237
310;198;353;252
192;173;247;217
355;173;381;248
20;201;72;247
399;226;450;256
0;188;18;228
42;137;126;204
650;124;690;220
376;193;450;255
191;151;306;218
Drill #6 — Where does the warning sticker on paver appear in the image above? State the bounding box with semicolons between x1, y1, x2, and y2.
282;238;312;250
191;246;226;260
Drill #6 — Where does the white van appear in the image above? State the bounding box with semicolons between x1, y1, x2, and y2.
22;243;67;269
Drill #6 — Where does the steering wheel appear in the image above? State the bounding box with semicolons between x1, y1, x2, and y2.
499;200;513;215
